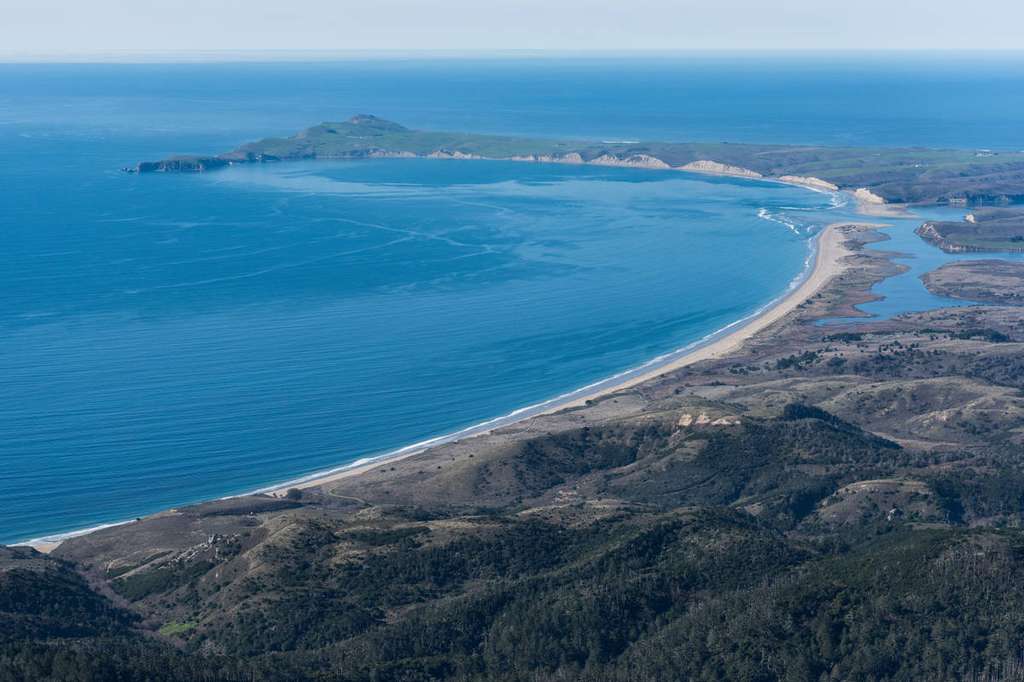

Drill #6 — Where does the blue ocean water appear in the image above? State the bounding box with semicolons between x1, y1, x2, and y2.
1;55;1021;544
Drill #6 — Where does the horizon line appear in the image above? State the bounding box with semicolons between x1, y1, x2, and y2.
3;47;1024;64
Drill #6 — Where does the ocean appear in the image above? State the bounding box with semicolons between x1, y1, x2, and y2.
2;53;1022;544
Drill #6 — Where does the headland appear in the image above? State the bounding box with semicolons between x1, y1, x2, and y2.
132;114;1024;208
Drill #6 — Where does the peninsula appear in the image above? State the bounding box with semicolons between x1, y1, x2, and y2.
133;114;1024;207
917;206;1024;253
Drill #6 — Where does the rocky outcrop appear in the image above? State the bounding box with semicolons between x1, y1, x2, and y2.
915;222;973;253
677;412;741;427
678;160;763;179
779;175;839;192
916;222;949;249
136;157;231;173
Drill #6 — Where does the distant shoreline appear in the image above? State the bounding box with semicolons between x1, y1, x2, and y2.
19;197;859;554
132;113;1024;208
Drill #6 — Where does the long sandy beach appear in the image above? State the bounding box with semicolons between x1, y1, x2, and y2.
25;222;854;552
265;221;854;494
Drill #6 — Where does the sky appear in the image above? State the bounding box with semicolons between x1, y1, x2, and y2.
2;0;1023;56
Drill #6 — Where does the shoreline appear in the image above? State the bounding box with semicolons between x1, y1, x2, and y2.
252;221;852;496
18;196;862;554
19;220;853;553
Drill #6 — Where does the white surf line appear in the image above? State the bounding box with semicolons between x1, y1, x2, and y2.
18;520;137;552
257;224;829;496
757;207;801;235
14;183;839;552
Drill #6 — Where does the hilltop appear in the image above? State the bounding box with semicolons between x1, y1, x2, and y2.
133;115;1024;207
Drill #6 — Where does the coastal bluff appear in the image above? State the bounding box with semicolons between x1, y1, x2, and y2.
132;114;1024;207
916;207;1024;253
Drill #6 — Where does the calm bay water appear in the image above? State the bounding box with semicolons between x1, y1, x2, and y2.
1;55;1021;543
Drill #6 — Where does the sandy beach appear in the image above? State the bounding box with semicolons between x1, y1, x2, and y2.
24;221;855;552
266;221;854;495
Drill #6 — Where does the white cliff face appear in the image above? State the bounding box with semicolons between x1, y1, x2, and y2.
778;175;840;192
427;150;484;160
517;153;585;164
678;160;763;179
509;152;670;169
407;151;854;198
853;187;886;204
588;154;671;169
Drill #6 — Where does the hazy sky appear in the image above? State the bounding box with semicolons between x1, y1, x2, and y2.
3;0;1023;55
